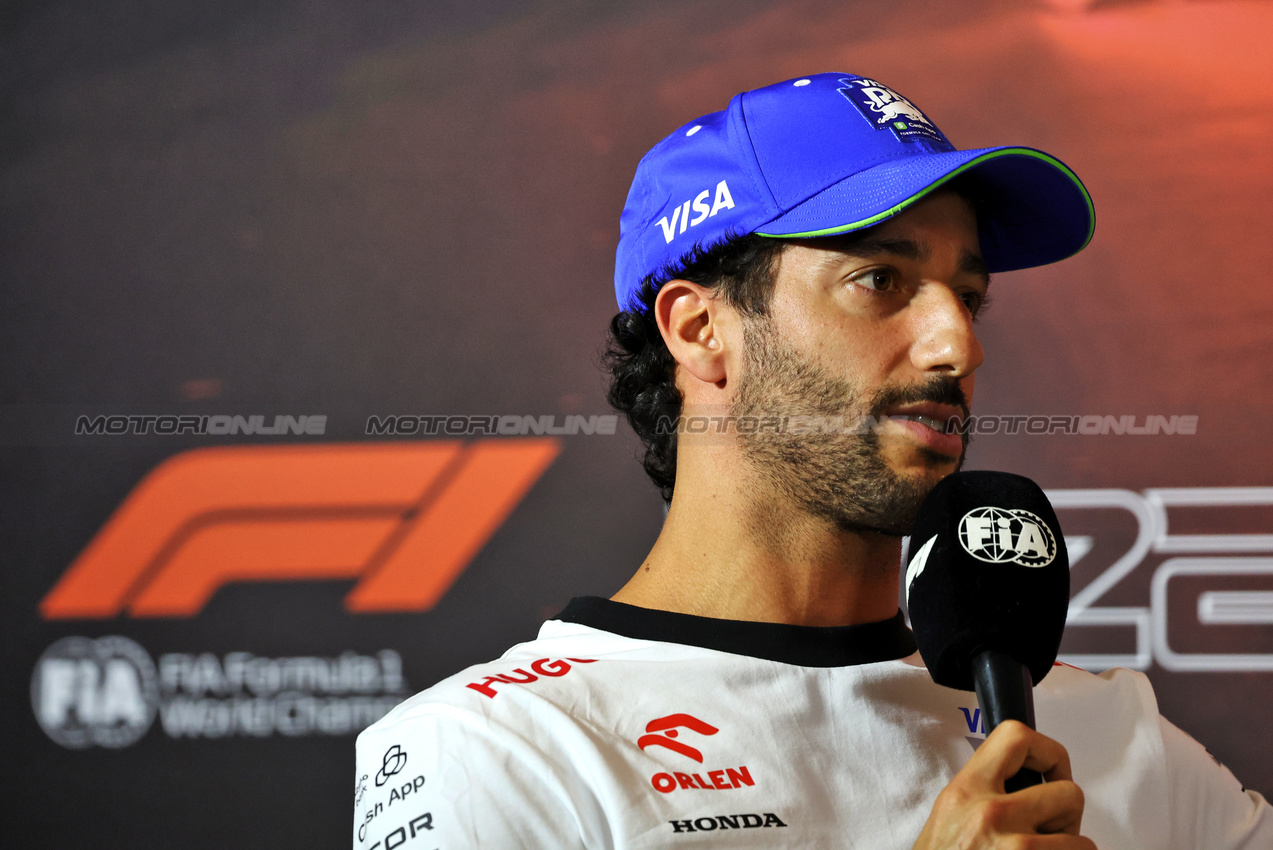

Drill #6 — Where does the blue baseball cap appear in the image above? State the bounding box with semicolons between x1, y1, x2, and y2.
614;72;1094;312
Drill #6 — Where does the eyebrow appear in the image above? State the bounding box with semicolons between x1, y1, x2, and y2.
831;235;991;284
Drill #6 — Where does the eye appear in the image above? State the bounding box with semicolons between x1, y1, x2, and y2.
850;267;897;293
960;289;992;318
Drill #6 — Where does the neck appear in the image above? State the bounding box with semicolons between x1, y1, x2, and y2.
611;450;903;627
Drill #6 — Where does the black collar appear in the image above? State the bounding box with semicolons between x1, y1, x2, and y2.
553;597;916;668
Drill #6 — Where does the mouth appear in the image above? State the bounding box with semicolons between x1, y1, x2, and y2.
880;404;965;434
878;403;967;460
887;413;947;432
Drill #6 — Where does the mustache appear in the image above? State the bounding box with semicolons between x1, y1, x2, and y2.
868;377;969;420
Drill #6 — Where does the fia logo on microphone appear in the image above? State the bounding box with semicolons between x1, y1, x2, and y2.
959;507;1057;567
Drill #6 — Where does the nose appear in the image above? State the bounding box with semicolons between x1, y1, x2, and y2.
908;284;985;379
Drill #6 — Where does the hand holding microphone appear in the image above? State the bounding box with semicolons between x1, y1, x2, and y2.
913;720;1093;849
905;471;1095;848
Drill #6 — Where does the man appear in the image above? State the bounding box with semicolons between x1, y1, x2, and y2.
353;73;1271;848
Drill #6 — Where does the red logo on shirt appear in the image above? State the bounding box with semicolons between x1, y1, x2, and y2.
464;657;596;698
638;713;718;762
639;713;756;794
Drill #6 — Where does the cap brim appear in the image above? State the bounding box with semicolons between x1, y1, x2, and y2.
754;147;1094;273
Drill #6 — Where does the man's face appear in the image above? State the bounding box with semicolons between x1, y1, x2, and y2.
731;192;988;536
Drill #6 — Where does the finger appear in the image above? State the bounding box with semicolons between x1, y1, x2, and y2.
1028;739;1074;788
1002;779;1087;836
965;721;1073;789
1012;835;1098;850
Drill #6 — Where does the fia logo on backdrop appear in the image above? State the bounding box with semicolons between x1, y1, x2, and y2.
31;636;159;748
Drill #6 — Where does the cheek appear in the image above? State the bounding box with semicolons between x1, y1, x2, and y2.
839;324;911;381
774;306;827;351
767;286;908;381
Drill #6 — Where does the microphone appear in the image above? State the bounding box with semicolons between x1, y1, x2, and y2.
904;471;1069;792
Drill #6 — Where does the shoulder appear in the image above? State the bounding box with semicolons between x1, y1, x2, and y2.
364;618;674;736
1026;664;1272;849
1035;661;1159;713
352;619;740;848
352;621;650;849
1155;714;1273;848
1030;664;1168;843
1033;662;1163;766
1034;663;1166;744
358;616;720;758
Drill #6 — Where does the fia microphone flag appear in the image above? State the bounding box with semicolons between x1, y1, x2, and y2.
905;471;1070;691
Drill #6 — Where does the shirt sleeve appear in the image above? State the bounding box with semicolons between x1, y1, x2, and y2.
353;703;589;849
1159;715;1273;849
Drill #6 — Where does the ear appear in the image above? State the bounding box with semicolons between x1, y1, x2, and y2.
654;280;728;386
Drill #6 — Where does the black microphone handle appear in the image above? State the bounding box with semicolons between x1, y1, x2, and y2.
972;650;1045;793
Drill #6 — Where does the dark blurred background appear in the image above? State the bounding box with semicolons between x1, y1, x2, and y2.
4;0;1271;846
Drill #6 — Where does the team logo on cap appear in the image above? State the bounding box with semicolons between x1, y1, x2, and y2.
958;507;1056;567
837;78;945;144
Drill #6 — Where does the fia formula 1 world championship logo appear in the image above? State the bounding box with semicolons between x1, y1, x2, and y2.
31;636;159;748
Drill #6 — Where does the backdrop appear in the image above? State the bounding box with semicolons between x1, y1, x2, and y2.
4;0;1272;846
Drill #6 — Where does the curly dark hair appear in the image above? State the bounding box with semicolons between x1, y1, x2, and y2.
604;234;787;502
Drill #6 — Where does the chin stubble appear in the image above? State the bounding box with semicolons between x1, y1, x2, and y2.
731;316;967;537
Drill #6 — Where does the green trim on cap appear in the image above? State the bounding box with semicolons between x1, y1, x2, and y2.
754;148;1096;257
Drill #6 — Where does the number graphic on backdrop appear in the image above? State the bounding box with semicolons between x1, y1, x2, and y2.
1047;487;1273;672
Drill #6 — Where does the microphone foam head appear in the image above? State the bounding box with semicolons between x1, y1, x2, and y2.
905;471;1069;691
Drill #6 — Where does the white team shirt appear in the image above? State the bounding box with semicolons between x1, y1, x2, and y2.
353;597;1272;848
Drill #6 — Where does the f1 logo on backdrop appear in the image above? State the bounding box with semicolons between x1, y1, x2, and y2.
40;440;559;619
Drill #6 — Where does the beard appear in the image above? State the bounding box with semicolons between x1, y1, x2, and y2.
730;314;969;537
